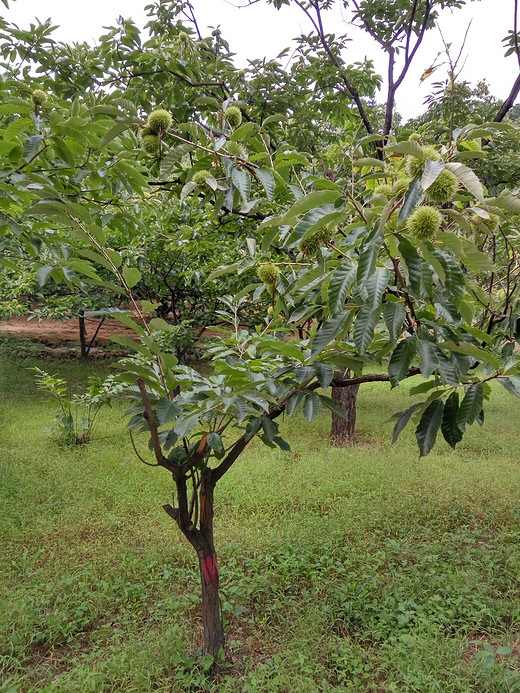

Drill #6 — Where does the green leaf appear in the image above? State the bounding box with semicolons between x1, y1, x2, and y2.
391;402;425;443
328;261;356;315
156;398;180;425
384;302;406;342
444;340;500;370
230;122;260;140
398;236;423;294
445;162;484;200
122;266;142;289
302;391;320;421
99;121;131;148
4;117;33;140
281;190;342;225
357;229;384;286
232;168;251;204
500;376;520;398
255;168;276;200
415;399;444;457
261;416;276;442
421;159;444;191
288;206;343;248
353;307;379;354
417;340;439;378
457;383;484;427
385;141;424;158
319;394;348;419
491;192;520;214
388;337;417;388
36;265;52;286
398;179;423;223
310;310;350;359
207;432;225;455
441;391;463;449
314;362;334;389
365;267;390;310
160;143;191;177
286;391;305;416
23;134;44;162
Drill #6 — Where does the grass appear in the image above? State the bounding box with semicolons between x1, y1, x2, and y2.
1;355;520;691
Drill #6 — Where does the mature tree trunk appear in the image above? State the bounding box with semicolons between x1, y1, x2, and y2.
330;379;360;446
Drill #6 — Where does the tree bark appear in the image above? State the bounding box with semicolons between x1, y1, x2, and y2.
79;311;87;359
330;381;360;446
164;467;225;658
197;543;224;657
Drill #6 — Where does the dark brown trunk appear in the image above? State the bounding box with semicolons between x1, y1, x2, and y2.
79;311;87;359
164;467;225;658
330;382;360;446
197;544;224;657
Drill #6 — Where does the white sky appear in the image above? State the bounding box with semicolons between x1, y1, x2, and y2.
3;0;517;119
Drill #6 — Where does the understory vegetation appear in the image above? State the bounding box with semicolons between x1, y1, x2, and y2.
1;356;520;692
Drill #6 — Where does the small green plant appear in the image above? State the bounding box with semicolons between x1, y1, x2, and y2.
31;367;124;445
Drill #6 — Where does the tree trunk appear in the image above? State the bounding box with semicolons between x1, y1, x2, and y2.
197;468;224;657
197;543;224;657
164;467;225;658
79;311;88;359
330;382;360;446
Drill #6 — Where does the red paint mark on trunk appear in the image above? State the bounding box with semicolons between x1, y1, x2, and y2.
201;553;219;584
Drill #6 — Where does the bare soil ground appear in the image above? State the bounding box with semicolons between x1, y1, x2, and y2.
0;315;133;347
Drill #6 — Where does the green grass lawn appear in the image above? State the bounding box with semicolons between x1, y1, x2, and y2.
1;355;520;692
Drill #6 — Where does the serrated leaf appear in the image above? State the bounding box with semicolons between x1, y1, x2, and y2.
281;190;342;224
357;229;384;285
383;302;407;342
421;159;444;191
156;398;180;425
398;236;423;294
207;432;224;455
314;362;334;389
415;399;444;457
36;265;52;286
23;134;44;162
255;167;276;200
286;391;305;416
365;267;390;310
398;179;423;223
417;340;439;378
385;140;424;158
310;310;350;358
391;402;425;444
444;340;500;370
441;391;463;449
230;122;260;140
445;162;484;200
353;306;379;354
302;391;320;421
457;383;484;427
319;394;348;419
491;193;520;214
388;337;417;387
4;117;33;140
500;375;520;398
232;168;251;204
99;121;130;148
160;143;191;176
328;261;356;315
